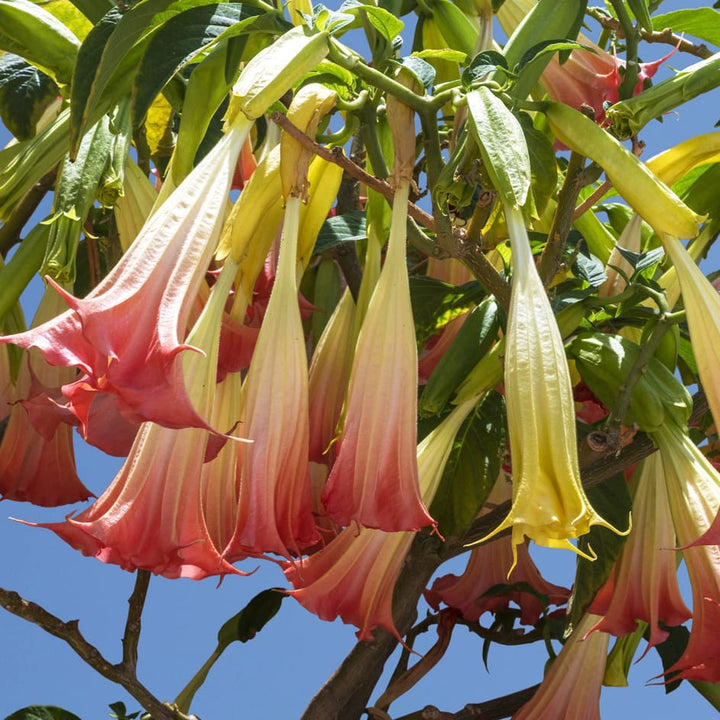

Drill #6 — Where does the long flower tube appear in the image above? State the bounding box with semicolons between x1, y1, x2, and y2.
660;234;720;432
223;196;319;560
286;397;481;640
478;203;623;566
512;613;609;720
0;286;91;506
322;181;435;532
0;114;253;446
588;454;690;653
28;261;243;579
656;421;720;683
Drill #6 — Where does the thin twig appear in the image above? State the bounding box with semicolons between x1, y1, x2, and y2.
0;586;182;720
587;7;713;59
0;170;57;257
122;570;151;671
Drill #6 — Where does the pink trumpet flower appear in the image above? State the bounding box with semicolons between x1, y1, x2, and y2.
0;116;252;447
426;537;569;626
286;398;480;640
223;197;319;560
588;454;690;653
0;287;91;506
322;182;435;532
542;39;677;125
29;262;244;579
512;613;609;720
657;422;720;682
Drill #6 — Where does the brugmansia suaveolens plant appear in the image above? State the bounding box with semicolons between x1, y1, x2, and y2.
1;0;720;717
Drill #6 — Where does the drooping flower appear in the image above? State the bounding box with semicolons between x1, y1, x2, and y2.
0;114;253;446
29;261;242;579
426;536;570;626
660;233;720;435
223;196;319;560
0;286;91;506
588;454;690;653
479;204;623;565
512;613;609;720
322;181;435;532
307;287;356;464
656;421;720;682
286;397;481;640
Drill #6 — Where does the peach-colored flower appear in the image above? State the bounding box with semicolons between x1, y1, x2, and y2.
512;613;609;720
322;181;434;532
588;454;690;652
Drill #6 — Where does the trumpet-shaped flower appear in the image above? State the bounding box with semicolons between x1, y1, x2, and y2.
307;287;356;464
588;454;690;652
223;196;319;560
656;422;720;682
285;397;480;639
480;204;623;565
0;116;252;447
426;537;570;626
661;234;720;436
30;261;242;578
512;613;609;720
322;182;435;532
0;287;91;506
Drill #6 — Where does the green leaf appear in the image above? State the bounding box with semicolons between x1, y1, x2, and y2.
461;50;507;88
0;54;59;140
615;245;665;274
216;589;287;651
566;474;631;636
71;0;228;147
339;0;403;42
516;39;593;74
414;47;467;64
68;0;114;24
4;707;82;720
520;117;556;216
429;392;505;540
467;86;531;208
652;8;720;48
570;240;606;288
409;276;483;347
314;211;367;253
399;55;435;90
690;680;720;711
0;0;80;85
132;3;263;124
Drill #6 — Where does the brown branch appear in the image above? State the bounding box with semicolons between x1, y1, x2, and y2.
122;570;151;671
271;111;511;310
587;7;713;59
0;586;182;720
0;170;56;257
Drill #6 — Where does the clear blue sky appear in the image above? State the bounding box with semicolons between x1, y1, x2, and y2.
1;1;719;718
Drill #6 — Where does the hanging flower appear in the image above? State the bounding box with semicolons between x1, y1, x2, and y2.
307;287;356;464
0;115;253;446
588;454;690;653
656;422;720;683
0;286;91;506
223;196;319;560
286;397;481;640
27;261;243;579
512;613;609;720
478;205;623;566
322;181;435;532
661;234;720;435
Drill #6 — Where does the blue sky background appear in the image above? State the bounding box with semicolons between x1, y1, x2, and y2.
1;0;720;718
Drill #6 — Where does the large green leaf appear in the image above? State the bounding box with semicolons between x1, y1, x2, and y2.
132;3;286;125
429;391;505;540
4;707;82;720
0;0;80;85
216;588;287;650
653;8;720;48
70;0;223;146
314;211;367;253
0;54;59;139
